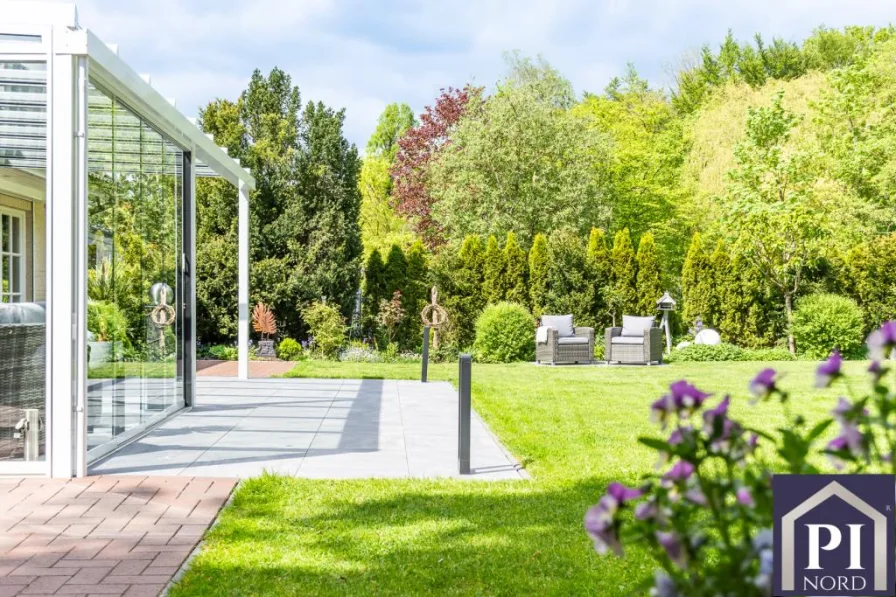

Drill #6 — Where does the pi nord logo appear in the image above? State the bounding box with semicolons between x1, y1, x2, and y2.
773;474;895;596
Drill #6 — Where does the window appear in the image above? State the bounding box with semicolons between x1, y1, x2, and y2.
0;206;25;303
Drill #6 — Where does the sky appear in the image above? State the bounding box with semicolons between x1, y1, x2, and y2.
74;0;895;151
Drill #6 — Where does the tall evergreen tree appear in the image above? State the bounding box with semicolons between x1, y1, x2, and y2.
528;234;550;318
609;228;637;324
546;228;595;326
586;227;610;326
399;240;428;348
383;244;408;295
503;232;528;306
635;232;663;315
681;232;714;327
453;235;486;348
482;235;507;303
363;249;388;334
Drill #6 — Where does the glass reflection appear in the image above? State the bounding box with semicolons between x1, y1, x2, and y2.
0;61;47;462
86;82;183;451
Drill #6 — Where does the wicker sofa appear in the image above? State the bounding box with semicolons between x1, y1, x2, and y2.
605;315;664;365
0;303;46;460
536;314;594;365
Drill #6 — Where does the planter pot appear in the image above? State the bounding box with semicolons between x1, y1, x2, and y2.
256;339;276;360
88;340;121;365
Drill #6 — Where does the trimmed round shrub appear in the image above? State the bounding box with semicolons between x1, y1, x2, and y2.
276;337;304;361
473;302;535;363
791;293;865;359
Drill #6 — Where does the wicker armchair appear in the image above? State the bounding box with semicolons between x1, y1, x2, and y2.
536;326;595;365
0;303;47;461
605;326;664;365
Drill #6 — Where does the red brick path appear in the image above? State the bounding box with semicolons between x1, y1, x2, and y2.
0;476;237;596
195;360;296;377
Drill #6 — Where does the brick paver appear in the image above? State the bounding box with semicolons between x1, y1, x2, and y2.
195;360;295;377
0;476;236;597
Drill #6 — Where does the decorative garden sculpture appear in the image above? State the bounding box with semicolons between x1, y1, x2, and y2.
420;286;449;351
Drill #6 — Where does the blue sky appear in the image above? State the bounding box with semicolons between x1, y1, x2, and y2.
76;0;894;151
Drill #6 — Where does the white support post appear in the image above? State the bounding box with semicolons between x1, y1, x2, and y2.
47;46;77;478
237;179;250;379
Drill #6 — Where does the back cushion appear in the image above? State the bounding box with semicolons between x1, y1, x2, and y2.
541;314;575;338
622;315;655;337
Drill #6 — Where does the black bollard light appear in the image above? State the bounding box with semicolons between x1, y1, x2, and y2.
458;353;471;475
422;325;431;382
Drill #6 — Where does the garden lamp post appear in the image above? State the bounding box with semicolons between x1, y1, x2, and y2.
657;292;676;354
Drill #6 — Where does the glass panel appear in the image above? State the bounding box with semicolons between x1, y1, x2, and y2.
86;82;184;452
11;255;20;293
11;215;19;253
0;61;46;463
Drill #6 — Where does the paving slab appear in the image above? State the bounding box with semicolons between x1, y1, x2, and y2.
90;378;526;480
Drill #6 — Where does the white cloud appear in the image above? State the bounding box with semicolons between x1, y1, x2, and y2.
72;0;895;149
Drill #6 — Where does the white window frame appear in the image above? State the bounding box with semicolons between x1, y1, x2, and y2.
0;205;26;303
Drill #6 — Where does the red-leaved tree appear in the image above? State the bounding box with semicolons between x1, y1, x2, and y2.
390;85;482;246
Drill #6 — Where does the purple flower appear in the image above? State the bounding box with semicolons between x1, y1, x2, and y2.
869;360;887;383
815;351;842;388
749;368;778;401
867;321;896;361
737;487;754;507
584;504;621;556
656;531;688;568
826;424;866;469
684;488;707;506
663;460;695;483
650;381;711;428
599;482;644;513
702;396;730;434
747;432;759;451
634;499;658;521
652;571;680;597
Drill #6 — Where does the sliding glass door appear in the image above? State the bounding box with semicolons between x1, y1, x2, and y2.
0;60;48;467
85;80;185;457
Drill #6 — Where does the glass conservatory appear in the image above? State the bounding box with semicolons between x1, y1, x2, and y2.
0;1;255;477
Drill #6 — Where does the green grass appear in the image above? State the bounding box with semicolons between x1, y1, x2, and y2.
87;361;176;379
172;360;862;596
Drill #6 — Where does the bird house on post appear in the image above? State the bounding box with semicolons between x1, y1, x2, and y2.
656;292;676;354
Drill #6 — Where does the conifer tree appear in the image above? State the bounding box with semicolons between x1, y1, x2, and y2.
635;232;663;315
528;233;550;318
383;244;409;295
681;232;714;328
586;227;610;326
546;228;595;326
503;232;528;306
363;249;387;333
482;235;507;304
609;228;638;324
454;235;486;348
401;240;428;348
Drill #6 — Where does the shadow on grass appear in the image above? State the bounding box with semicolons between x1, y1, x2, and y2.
171;475;654;597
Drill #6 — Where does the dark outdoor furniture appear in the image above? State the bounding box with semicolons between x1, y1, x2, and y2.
605;315;663;365
0;303;46;460
536;314;594;365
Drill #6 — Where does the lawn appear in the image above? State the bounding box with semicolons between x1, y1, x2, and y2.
171;360;861;596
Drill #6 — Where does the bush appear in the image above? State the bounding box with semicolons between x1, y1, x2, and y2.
473;302;535;363
339;341;382;363
87;300;129;343
666;342;797;363
792;293;865;359
303;302;346;359
276;338;304;361
666;343;745;362
207;344;238;361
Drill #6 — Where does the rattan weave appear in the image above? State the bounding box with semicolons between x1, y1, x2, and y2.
535;326;594;365
604;326;664;365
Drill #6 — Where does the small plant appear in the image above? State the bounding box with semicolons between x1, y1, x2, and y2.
87;300;128;343
207;344;238;361
473;302;535;363
252;302;277;340
276;337;304;361
339;341;382;363
376;290;406;346
791;292;865;359
303;301;346;359
584;321;896;596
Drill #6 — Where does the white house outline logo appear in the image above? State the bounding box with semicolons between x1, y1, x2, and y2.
780;480;889;591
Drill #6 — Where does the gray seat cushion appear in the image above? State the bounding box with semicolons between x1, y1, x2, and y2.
558;336;589;345
611;335;645;345
0;302;46;324
621;315;654;337
541;315;575;338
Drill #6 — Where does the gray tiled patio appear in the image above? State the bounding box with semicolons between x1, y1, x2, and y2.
89;378;526;480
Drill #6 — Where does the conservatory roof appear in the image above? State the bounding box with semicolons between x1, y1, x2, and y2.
0;0;255;189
